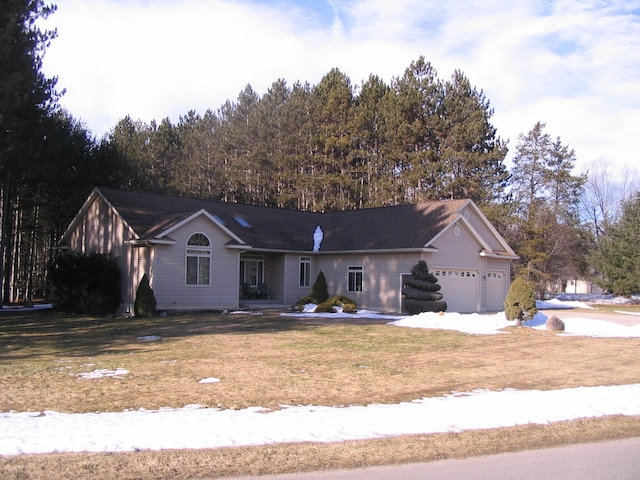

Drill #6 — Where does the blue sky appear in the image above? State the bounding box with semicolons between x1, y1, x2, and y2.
41;0;640;175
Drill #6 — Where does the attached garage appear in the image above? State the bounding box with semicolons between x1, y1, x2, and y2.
433;268;479;313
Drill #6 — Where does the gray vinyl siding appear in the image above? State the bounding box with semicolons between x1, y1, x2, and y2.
460;205;505;252
152;215;239;311
282;253;316;306
317;252;419;313
65;195;142;313
430;222;484;268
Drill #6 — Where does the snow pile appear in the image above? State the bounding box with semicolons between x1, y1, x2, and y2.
1;384;639;456
536;298;593;310
391;312;513;335
390;311;640;338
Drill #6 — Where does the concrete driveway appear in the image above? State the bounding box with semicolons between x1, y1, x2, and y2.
539;308;640;326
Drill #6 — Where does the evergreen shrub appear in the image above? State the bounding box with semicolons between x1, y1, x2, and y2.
291;296;315;311
134;274;157;317
315;295;358;314
48;251;121;315
309;271;329;304
314;301;337;313
504;276;538;325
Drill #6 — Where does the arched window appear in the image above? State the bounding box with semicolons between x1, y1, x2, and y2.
186;233;211;285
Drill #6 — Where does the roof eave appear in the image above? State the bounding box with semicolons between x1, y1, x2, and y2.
479;250;519;260
126;238;176;246
156;209;247;246
314;247;439;255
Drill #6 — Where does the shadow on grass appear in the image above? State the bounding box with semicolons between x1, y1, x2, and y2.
0;309;391;361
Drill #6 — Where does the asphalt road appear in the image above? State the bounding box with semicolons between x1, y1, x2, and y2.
221;437;640;480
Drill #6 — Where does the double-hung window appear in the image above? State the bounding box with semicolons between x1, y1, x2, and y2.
348;266;363;292
299;256;311;287
186;233;211;285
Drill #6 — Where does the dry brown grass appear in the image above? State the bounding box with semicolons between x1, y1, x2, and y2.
1;309;639;479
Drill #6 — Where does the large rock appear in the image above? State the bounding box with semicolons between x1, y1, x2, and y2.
546;314;565;331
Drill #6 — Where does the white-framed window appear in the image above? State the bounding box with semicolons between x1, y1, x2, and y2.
186;233;211;285
348;266;363;292
240;255;264;287
299;256;311;287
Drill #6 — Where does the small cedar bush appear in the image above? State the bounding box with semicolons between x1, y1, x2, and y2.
309;271;329;304
134;274;157;317
504;276;538;325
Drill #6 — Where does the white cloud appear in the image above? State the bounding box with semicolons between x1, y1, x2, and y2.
41;0;639;175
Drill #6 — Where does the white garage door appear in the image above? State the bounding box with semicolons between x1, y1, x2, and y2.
433;268;479;313
486;270;507;312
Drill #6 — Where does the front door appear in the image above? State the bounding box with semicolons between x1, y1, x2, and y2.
240;255;264;288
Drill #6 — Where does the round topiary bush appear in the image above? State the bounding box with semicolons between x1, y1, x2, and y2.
504;276;538;325
402;261;447;314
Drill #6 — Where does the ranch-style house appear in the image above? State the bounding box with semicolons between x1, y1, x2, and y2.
58;187;518;314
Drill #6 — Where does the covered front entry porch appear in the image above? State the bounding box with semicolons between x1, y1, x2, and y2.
238;252;289;309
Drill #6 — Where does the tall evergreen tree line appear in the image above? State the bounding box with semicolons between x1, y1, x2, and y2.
104;58;510;211
1;0;105;303
3;2;634;305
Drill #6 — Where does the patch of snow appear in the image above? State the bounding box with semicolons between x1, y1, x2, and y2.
137;335;161;341
198;377;221;384
76;368;129;379
282;304;404;320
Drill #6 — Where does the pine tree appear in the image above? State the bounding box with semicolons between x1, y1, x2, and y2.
440;70;509;205
591;193;640;295
0;0;60;302
387;57;444;203
509;122;587;295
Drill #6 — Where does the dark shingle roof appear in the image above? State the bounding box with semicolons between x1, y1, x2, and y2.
319;201;468;251
95;188;469;252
